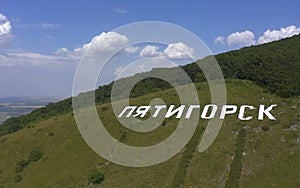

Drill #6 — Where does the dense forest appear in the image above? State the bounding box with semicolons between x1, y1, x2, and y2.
1;34;299;136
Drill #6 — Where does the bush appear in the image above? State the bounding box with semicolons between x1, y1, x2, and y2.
261;125;270;131
119;130;127;142
7;124;22;134
14;149;43;182
14;174;22;182
15;159;29;172
88;169;104;184
28;149;43;162
48;132;54;136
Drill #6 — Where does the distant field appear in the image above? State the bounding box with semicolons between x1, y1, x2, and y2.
0;97;64;124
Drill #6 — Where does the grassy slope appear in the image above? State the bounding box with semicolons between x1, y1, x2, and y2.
184;80;300;187
0;80;299;187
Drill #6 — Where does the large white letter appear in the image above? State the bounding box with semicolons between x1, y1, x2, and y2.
133;106;151;117
152;105;166;118
185;105;200;119
201;104;218;119
238;105;255;120
165;105;185;118
258;104;277;120
220;105;237;119
118;106;137;118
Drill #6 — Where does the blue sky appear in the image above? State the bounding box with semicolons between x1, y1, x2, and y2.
0;0;300;97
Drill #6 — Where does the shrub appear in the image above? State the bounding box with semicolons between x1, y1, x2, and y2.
119;130;127;142
261;125;270;131
14;174;22;182
16;149;43;173
88;169;104;184
15;159;29;172
48;132;54;136
28;149;43;162
7;124;22;134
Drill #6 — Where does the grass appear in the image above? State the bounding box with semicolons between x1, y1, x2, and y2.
171;126;205;187
225;128;246;188
184;80;300;188
0;80;299;187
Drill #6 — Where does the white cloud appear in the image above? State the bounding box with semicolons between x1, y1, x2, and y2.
216;25;300;48
214;36;225;44
139;42;194;59
0;31;130;67
80;31;129;54
0;52;75;67
0;31;135;97
139;45;163;57
257;25;300;44
226;30;255;47
0;13;12;45
0;13;11;36
124;45;139;54
112;8;128;14
54;47;69;55
1;28;195;68
163;42;194;59
60;31;129;60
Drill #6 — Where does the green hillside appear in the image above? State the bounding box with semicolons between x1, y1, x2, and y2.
1;34;300;136
0;80;299;187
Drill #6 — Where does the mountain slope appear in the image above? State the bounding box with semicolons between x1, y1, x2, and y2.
0;80;299;187
1;34;300;137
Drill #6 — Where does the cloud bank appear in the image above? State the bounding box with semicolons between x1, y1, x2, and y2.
215;25;300;47
139;42;194;59
257;25;300;44
226;30;256;47
139;45;162;57
164;42;194;59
